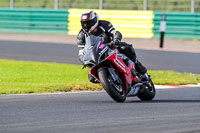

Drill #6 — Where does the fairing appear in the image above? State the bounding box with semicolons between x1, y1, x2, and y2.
83;35;140;95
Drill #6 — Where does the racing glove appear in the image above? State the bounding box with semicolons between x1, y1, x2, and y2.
110;39;121;46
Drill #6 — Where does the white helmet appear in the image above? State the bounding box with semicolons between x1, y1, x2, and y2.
80;11;99;33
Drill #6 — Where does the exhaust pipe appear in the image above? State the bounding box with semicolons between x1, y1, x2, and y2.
127;83;143;97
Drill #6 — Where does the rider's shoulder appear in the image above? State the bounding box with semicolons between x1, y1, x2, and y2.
98;20;114;32
99;20;112;27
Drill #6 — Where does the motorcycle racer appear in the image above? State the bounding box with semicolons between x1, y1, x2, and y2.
77;11;148;82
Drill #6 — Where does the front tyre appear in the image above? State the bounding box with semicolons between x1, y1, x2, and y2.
98;68;126;103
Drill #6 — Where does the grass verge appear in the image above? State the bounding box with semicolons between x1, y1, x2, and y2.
0;59;200;94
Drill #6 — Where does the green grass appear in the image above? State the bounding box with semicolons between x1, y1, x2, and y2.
0;59;102;94
0;59;200;94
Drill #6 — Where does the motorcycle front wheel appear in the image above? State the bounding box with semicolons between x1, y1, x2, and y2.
98;67;126;103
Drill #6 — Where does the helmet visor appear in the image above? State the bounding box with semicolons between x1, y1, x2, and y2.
81;19;95;32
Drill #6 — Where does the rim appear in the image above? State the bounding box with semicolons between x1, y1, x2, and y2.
108;73;124;95
145;80;155;93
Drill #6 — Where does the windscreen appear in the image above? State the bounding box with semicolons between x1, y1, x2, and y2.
83;35;104;65
85;35;104;48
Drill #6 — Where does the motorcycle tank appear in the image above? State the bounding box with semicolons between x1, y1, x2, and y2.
83;35;108;66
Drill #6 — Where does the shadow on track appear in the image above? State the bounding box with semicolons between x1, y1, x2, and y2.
126;99;200;103
87;99;200;104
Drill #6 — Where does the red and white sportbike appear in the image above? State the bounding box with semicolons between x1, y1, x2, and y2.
82;35;156;102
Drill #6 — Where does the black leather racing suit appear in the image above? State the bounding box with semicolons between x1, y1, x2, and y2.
77;20;147;81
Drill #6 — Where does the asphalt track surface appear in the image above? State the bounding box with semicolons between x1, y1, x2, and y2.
0;40;200;74
1;40;200;133
1;87;200;133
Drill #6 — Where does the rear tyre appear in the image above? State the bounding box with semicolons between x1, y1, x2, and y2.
137;79;156;101
98;68;126;103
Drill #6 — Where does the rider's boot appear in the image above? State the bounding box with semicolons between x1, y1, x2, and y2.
126;49;148;81
135;60;147;74
135;60;149;81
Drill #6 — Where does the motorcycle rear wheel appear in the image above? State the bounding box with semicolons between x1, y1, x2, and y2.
98;68;126;103
137;79;156;101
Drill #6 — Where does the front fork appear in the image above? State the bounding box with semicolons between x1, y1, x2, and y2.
107;67;124;94
108;68;121;84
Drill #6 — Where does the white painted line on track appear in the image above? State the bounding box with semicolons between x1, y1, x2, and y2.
155;83;200;89
154;85;176;89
